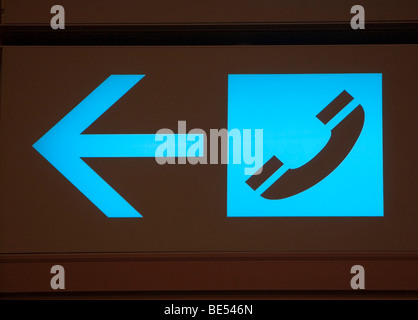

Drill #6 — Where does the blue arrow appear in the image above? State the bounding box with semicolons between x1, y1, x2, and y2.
33;75;203;218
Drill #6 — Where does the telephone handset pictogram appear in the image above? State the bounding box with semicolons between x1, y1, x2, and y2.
246;90;365;199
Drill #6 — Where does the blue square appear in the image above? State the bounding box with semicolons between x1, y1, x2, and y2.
227;74;383;217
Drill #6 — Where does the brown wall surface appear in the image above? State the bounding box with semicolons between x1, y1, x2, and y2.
4;0;418;25
1;45;417;255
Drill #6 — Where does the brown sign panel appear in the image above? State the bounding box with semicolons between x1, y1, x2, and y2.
1;45;417;257
4;0;418;25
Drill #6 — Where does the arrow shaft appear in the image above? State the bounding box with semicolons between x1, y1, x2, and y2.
76;134;204;157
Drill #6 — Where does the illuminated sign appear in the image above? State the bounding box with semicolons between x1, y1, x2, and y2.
227;74;383;217
2;46;417;254
34;73;383;218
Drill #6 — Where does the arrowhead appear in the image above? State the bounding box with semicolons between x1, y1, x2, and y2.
33;75;145;218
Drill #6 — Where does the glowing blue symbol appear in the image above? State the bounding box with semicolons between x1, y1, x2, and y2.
33;75;202;218
227;73;383;217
